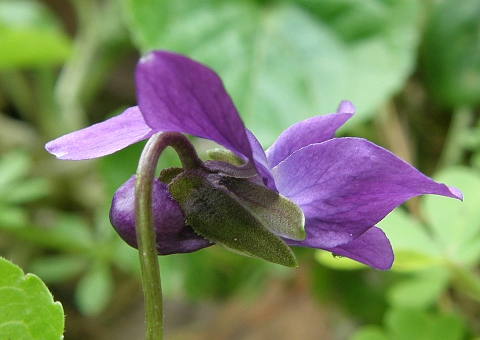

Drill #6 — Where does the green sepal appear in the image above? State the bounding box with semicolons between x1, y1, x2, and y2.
205;148;258;178
158;167;183;184
168;171;297;267
207;148;244;166
204;160;258;178
220;177;305;240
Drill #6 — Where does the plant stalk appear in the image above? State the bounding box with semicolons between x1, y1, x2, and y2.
135;131;202;339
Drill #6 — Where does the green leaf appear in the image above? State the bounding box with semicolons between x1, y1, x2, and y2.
168;171;297;267
0;150;50;208
386;308;465;340
377;208;441;271
1;213;93;252
354;308;466;340
0;257;64;339
314;250;367;270
351;326;388;340
387;266;450;308
122;0;420;145
29;255;89;284
449;265;480;303
0;178;50;204
0;0;71;69
424;167;480;266
421;0;480;106
75;262;114;316
0;206;29;228
0;150;31;191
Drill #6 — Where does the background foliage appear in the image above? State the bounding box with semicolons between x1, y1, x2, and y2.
0;0;479;339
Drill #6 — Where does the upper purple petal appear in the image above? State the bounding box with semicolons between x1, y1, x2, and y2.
45;107;154;160
136;51;255;165
273;137;462;248
324;227;394;270
266;101;354;168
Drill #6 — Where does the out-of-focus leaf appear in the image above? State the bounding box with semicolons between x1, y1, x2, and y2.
354;308;466;340
388;250;441;272
315;250;366;270
387;266;449;308
424;167;480;266
0;178;50;204
122;0;420;145
421;0;480;107
386;308;465;340
29;255;89;284
0;151;50;231
377;208;441;271
0;257;64;339
158;247;280;300
111;238;140;275
1;213;93;252
0;0;71;69
351;326;388;340
75;262;113;316
0;206;29;228
0;150;30;190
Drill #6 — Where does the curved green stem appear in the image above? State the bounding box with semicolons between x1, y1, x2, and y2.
135;132;202;339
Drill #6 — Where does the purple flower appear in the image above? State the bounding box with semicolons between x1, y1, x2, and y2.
46;51;462;270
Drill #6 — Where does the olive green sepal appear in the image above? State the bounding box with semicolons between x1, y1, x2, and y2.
220;177;306;240
168;171;298;267
206;147;244;166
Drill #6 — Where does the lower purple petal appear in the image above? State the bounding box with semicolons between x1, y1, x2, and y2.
273;137;462;248
110;176;212;254
45;107;154;160
325;227;394;270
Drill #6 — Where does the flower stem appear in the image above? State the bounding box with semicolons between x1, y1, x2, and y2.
135;132;202;339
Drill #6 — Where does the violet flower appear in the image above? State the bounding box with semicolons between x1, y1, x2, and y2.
46;51;462;270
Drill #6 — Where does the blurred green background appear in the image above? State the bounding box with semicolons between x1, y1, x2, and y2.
1;0;480;339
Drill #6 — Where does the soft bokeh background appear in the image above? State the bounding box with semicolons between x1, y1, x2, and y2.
1;0;480;339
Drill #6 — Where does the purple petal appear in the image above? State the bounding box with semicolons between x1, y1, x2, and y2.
266;101;354;168
109;175;212;254
136;51;254;164
246;129;277;190
325;227;394;270
45;107;154;160
336;100;355;115
273;137;462;248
